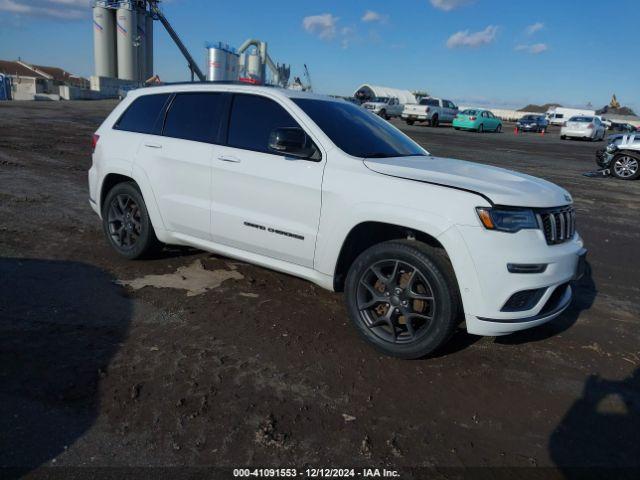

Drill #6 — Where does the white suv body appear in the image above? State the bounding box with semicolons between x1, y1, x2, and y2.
89;84;586;358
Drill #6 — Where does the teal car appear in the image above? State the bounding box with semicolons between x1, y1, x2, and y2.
453;109;502;133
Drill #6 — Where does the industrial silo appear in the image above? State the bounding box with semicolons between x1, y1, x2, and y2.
136;9;147;81
145;12;154;79
245;53;262;83
207;45;228;81
116;4;138;81
93;4;116;78
226;50;239;81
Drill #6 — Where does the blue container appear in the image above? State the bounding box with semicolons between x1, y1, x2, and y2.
0;74;11;101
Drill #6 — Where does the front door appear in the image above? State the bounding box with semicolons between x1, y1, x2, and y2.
210;93;324;268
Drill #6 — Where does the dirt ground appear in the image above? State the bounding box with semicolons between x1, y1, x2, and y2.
0;101;638;478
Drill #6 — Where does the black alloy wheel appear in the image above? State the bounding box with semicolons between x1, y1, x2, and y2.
102;182;160;259
345;240;460;358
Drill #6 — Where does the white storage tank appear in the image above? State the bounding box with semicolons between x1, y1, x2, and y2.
136;9;147;82
245;53;262;82
93;5;117;78
226;51;239;81
116;5;138;81
207;46;228;81
145;13;154;79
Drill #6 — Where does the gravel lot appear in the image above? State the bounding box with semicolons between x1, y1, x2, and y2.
1;101;638;477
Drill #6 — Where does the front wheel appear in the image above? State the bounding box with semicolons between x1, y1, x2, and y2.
611;154;640;180
344;240;460;359
431;115;439;128
495;124;502;133
102;182;160;259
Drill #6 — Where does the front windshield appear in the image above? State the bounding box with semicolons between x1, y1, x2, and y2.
293;98;426;158
522;115;537;121
371;97;389;103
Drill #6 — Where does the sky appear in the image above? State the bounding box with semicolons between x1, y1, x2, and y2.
0;0;638;111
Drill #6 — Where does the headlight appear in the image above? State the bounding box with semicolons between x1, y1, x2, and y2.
606;143;618;153
476;207;539;233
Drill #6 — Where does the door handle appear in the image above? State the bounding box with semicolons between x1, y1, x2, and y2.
144;142;162;149
217;155;241;163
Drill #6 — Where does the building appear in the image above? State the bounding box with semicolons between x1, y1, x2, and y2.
0;59;90;100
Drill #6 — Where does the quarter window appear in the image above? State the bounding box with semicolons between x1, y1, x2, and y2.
163;92;227;143
114;93;170;134
228;94;300;154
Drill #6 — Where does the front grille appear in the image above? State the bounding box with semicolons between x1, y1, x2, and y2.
537;206;576;245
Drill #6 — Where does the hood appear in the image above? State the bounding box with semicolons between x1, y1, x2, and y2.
364;156;572;208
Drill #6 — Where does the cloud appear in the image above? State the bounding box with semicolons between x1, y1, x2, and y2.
430;0;474;11
525;22;544;35
446;25;498;49
0;0;89;19
515;43;548;54
361;10;387;23
302;13;339;40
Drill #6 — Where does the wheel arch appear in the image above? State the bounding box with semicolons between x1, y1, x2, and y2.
332;221;450;292
99;170;167;238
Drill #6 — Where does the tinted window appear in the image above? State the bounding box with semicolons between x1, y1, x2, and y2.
228;94;299;153
419;98;439;107
115;93;170;134
570;116;593;123
163;92;227;143
293;98;425;158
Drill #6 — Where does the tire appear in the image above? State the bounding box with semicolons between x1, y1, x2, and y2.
478;124;484;133
379;109;387;120
495;124;502;133
611;154;640;180
454;127;460;130
406;119;415;126
561;135;566;140
431;115;439;128
102;181;161;259
344;240;461;359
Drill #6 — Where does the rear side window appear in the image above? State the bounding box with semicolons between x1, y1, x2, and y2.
114;93;170;134
227;94;299;153
163;92;227;143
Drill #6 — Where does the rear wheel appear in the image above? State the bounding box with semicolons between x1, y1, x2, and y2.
102;182;160;259
478;124;484;133
406;119;415;126
431;115;439;128
561;135;566;140
344;240;460;359
495;124;502;133
611;154;640;180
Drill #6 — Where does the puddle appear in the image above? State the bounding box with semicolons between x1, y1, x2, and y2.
117;259;244;296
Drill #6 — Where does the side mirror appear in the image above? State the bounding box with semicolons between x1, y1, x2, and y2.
268;127;316;159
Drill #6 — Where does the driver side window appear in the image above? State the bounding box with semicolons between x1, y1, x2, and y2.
227;94;299;154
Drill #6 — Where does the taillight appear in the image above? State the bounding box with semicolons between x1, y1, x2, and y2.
469;116;476;121
586;123;594;129
92;134;100;153
425;107;430;112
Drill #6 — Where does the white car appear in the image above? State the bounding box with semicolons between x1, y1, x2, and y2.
560;116;606;141
89;84;586;359
361;96;403;120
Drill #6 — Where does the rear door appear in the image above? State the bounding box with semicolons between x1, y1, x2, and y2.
210;93;324;267
135;91;229;240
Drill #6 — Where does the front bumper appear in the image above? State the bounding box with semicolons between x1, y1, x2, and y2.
596;148;614;168
439;225;586;337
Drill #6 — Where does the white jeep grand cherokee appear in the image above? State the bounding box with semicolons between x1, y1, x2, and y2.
89;84;587;359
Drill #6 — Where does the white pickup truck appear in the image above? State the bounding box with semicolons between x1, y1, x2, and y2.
402;97;459;127
361;97;403;120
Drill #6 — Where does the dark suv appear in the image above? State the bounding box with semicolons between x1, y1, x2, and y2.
516;115;549;133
